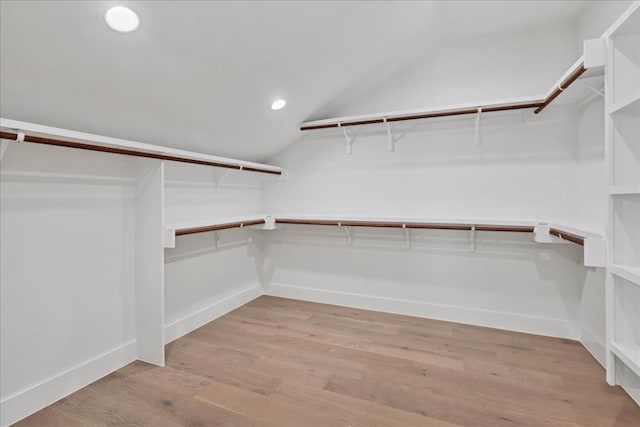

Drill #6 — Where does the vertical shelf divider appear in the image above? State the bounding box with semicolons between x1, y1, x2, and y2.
134;159;165;366
604;0;640;403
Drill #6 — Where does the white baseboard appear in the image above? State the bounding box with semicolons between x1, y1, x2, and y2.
164;284;263;344
0;340;137;427
621;384;640;406
266;283;580;340
580;326;606;368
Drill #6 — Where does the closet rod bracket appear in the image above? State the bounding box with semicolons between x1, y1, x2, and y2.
383;117;405;152
403;223;411;249
214;230;227;248
473;108;482;146
470;225;476;252
338;123;356;154
338;222;352;245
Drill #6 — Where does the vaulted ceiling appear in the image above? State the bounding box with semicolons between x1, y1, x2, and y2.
1;1;589;161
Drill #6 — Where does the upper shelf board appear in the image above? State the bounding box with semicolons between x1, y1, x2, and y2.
0;118;282;175
300;39;605;131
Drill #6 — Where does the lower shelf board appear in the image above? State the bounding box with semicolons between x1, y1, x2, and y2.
611;342;640;378
611;264;640;286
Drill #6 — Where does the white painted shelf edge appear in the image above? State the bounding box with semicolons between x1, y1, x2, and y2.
273;214;536;227
300;95;544;129
164;215;267;248
609;91;640;115
610;342;640;378
163;214;605;236
166;214;605;266
603;0;640;39
0;118;283;174
610;264;640;286
300;50;604;130
610;185;640;195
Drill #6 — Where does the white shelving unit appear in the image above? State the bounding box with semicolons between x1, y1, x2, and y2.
604;1;640;404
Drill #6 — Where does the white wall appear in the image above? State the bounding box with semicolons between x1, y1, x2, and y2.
265;105;581;222
162;162;264;343
332;21;577;117
577;1;635;46
164;162;263;225
261;20;608;342
263;226;584;338
0;144;137;425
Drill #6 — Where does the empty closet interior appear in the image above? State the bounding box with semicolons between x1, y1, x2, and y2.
1;1;639;425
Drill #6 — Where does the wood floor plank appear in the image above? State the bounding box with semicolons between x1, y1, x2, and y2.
12;407;88;427
13;296;640;427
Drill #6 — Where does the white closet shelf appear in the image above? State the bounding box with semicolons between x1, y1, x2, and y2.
273;216;605;266
273;215;536;231
610;91;640;115
610;342;640;378
534;222;605;267
300;46;604;132
610;264;640;286
163;214;606;266
164;216;266;248
610;185;640;195
0;118;282;176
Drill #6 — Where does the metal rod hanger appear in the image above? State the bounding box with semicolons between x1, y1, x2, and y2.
300;62;586;131
0;131;282;176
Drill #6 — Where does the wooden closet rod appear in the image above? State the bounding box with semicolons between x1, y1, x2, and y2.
549;228;584;246
175;219;266;236
0;131;282;176
300;61;588;131
275;218;534;233
534;63;586;114
300;102;542;131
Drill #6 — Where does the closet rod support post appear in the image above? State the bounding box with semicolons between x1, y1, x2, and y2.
473;108;482;146
339;123;355;154
338;222;352;245
470;225;476;252
403;224;411;249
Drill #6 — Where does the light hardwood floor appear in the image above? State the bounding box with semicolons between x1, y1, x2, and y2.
16;296;640;426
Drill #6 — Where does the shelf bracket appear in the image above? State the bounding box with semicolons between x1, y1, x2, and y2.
383;117;403;152
0;140;8;161
403;224;411;249
338;222;352;245
338;123;356;154
473;108;482;146
469;225;476;252
214;230;227;248
1;131;24;161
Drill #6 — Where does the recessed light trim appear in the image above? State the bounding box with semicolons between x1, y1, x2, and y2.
271;99;287;110
105;6;140;33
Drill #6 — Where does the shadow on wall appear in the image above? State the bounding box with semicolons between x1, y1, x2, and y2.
164;229;262;264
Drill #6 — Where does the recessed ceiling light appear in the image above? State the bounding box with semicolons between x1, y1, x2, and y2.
105;6;140;33
271;99;286;110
